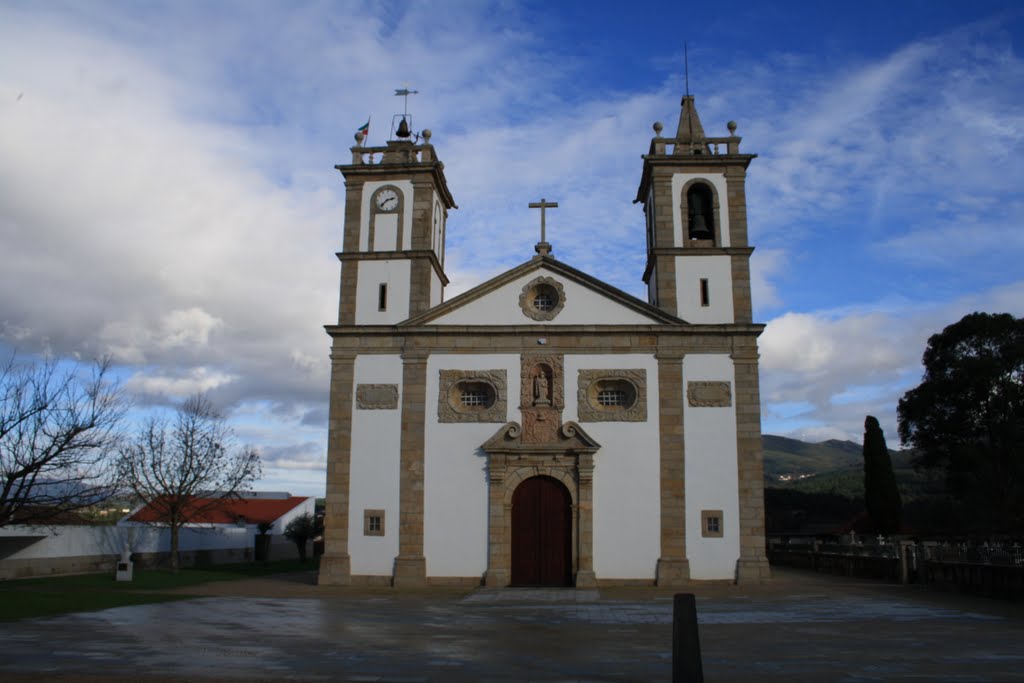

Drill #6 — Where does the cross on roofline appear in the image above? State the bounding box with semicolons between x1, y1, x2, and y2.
528;198;558;247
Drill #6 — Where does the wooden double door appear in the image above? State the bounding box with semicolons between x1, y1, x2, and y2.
510;476;572;586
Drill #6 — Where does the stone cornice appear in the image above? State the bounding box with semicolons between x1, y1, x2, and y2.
635;153;756;204
642;247;755;283
336;249;450;286
335;159;457;209
400;255;683;327
325;322;765;337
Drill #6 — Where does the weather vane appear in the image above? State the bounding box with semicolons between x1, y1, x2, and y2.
395;86;418;116
392;85;419;139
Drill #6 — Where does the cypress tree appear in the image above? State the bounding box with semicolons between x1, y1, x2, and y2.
863;415;902;534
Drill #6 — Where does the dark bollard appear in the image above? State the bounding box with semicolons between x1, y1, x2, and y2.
672;593;704;683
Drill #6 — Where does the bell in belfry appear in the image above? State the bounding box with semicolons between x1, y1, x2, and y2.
688;188;714;240
396;117;411;139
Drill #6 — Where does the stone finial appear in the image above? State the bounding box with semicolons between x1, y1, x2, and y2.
354;131;365;146
653;121;663;137
422;128;432;143
727;120;737;136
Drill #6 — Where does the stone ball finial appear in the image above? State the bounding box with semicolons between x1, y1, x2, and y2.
422;128;432;143
653;121;664;137
355;131;365;145
727;120;738;136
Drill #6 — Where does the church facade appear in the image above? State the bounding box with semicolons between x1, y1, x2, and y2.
318;93;770;587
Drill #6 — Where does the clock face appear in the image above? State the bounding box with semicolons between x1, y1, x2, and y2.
375;188;399;212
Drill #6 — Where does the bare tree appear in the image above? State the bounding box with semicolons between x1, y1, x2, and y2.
117;394;261;571
1;355;126;527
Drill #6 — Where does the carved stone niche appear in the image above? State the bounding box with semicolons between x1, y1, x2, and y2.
438;369;507;423
356;384;399;410
520;354;565;444
518;276;566;321
687;381;732;408
577;369;647;422
520;354;564;409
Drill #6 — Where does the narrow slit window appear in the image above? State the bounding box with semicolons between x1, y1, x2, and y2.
700;279;710;307
378;283;388;311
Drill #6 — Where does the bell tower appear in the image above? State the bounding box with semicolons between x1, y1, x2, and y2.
334;128;456;325
636;95;756;324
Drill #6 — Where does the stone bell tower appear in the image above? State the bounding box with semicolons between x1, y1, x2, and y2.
636;95;756;325
333;128;456;326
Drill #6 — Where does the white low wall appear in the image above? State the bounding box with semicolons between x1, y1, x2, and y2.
0;524;301;580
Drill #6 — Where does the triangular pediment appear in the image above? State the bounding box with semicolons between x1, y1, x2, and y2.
401;256;684;326
481;421;601;455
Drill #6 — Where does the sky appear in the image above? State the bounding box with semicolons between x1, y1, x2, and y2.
1;1;1023;497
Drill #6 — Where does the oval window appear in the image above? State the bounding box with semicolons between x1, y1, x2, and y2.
450;380;496;412
589;378;637;411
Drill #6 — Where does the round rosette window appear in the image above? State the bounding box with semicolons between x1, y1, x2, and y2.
519;276;566;321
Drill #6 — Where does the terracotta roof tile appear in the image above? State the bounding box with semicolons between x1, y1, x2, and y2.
126;496;309;525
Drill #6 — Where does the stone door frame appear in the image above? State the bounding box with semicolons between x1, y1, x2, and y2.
481;422;600;589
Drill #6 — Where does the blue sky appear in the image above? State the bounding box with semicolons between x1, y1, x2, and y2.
1;1;1022;496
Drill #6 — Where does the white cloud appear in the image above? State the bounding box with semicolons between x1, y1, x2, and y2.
125;366;237;399
1;3;1021;490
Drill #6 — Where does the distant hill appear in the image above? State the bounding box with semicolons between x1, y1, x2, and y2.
762;435;933;501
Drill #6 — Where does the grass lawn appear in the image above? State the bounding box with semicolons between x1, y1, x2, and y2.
0;558;318;622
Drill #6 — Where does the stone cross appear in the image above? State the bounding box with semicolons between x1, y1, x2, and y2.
528;198;558;244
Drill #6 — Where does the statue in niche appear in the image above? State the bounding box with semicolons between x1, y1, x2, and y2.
532;367;551;406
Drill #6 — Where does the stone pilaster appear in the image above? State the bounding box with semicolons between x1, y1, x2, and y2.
651;175;679;317
318;351;356;585
655;349;690;585
574;453;597;588
730;253;753;324
732;343;771;583
484;454;509;588
337;181;363;325
394;349;428;587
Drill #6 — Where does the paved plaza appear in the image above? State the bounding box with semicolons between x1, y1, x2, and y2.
1;568;1023;682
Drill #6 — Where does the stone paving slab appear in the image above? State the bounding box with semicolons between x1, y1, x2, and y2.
1;569;1023;682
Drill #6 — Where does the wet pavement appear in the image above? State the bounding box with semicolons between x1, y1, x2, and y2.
1;568;1023;682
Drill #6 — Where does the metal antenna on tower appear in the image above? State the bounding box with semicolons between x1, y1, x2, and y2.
684;42;690;97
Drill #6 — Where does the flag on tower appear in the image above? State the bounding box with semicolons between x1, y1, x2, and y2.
357;119;370;138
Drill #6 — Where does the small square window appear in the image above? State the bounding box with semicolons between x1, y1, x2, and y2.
363;509;385;537
701;509;724;538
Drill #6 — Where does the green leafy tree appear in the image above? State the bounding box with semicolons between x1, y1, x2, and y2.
862;415;902;534
284;512;318;562
897;312;1024;532
117;394;261;571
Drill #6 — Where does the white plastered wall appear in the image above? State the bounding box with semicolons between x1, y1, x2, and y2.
423;353;519;577
682;354;740;580
565;354;661;580
430;270;660;326
349;354;403;576
671;172;731;248
355;260;410;324
674;255;734;324
359;179;415;252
